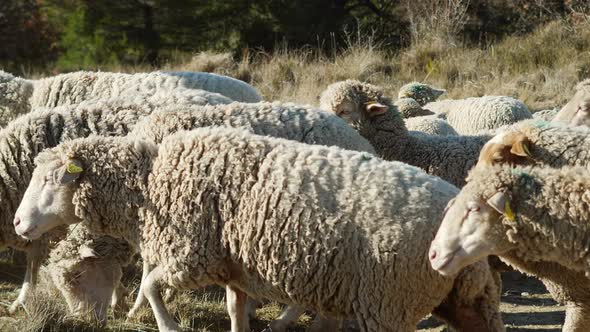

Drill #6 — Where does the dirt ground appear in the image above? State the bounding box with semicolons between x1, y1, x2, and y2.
0;257;565;331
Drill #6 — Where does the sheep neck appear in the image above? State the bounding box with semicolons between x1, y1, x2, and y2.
500;175;590;275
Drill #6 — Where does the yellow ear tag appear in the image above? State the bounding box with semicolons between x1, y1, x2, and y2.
66;163;83;174
366;100;378;106
504;200;515;221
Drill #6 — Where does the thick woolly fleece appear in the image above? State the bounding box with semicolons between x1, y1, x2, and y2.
319;80;491;187
0;71;34;126
129;102;376;153
47;224;134;320
509;121;590;168
463;165;590;274
424;96;532;135
163;71;262;102
405;116;458;136
30;71;241;109
44;130;504;332
394;98;434;118
0;97;172;312
533;108;559;122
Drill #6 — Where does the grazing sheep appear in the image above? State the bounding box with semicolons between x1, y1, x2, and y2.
394;97;435;118
553;79;590;124
47;225;134;323
319;79;491;187
14;130;503;332
0;70;258;119
405;116;458;136
129;102;376;153
475;121;590;169
424;96;532;135
0;95;189;314
398;82;446;106
0;71;34;126
394;98;457;136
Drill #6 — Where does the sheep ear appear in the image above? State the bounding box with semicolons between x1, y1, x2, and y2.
365;102;388;116
79;245;99;259
53;160;83;185
486;192;507;214
510;135;532;157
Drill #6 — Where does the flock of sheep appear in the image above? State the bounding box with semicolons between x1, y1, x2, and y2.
0;68;589;332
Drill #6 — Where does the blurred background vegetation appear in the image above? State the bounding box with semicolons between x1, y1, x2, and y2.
2;0;588;72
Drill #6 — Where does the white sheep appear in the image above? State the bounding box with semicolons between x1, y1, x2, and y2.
319;79;491;187
474;120;590;169
424;96;533;135
0;93;218;314
429;164;590;331
0;70;259;122
394;97;435;118
0;71;34;126
125;101;376;330
405;116;458;136
46;224;135;323
14;129;504;332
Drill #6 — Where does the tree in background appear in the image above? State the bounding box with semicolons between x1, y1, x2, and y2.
0;0;57;72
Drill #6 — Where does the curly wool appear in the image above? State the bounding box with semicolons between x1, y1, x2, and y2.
511;121;590;168
0;96;188;313
319;79;393;115
129;102;376;153
0;71;34;126
31;71;241;109
320;80;491;187
405;116;458;136
163;71;262;102
464;165;590;274
532;108;559;122
47;224;134;320
424;96;532;135
394;97;434;118
46;130;503;332
398;82;446;106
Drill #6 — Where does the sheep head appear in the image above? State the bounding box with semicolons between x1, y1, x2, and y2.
429;184;515;277
14;156;83;240
476;130;532;168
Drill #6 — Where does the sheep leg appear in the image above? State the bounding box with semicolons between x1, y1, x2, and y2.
112;283;129;317
9;246;41;314
127;260;152;318
264;305;306;332
563;303;590;332
226;285;249;332
245;297;261;319
143;265;181;332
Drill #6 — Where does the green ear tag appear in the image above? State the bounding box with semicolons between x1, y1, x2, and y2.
504;200;515;221
66;163;83;174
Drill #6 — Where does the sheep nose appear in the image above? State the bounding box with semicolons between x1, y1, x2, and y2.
13;216;21;227
429;248;437;261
